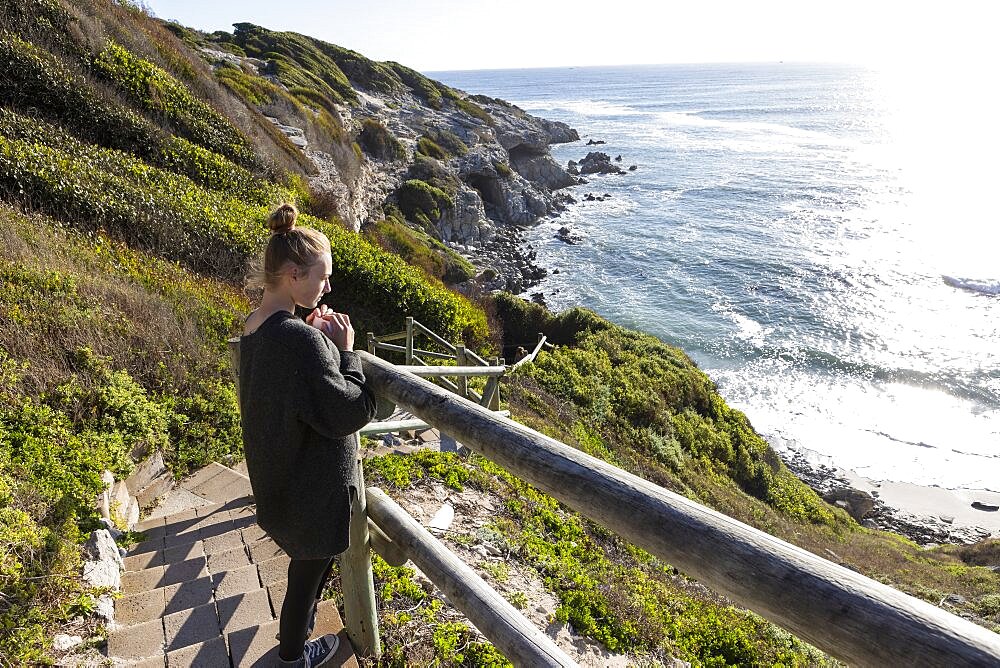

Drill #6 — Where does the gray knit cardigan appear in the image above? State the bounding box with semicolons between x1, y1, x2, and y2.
239;311;376;559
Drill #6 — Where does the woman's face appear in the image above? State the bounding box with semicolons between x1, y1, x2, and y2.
291;253;333;308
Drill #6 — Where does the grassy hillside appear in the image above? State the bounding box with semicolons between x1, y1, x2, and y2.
0;2;486;662
0;1;996;666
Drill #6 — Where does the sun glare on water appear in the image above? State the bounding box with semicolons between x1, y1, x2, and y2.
861;35;1000;276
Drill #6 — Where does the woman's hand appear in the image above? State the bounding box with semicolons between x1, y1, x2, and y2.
308;306;355;351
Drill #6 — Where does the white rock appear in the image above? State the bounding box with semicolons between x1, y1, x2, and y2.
94;594;115;622
82;560;120;591
110;481;131;516
84;530;123;569
52;634;83;651
427;502;454;532
484;544;503;557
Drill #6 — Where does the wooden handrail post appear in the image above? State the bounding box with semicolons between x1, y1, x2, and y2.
404;317;414;366
489;357;501;410
339;434;381;658
455;344;468;400
367;332;375;356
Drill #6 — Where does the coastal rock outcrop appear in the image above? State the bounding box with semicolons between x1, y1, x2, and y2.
579;151;625;175
438;185;493;245
194;26;581;291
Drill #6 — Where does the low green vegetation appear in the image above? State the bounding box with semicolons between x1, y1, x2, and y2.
366;216;477;285
92;40;261;170
0;98;486;344
444;88;494;126
414;128;469;161
0;205;250;662
428;127;469;156
0;108;277;206
224;23;360;106
364;452;510;666
492;294;1000;632
385;61;446;109
416;136;448;160
366;450;834;666
492;293;839;525
358;118;406;161
396;178;455;232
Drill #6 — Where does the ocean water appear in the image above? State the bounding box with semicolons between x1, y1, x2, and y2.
429;63;1000;492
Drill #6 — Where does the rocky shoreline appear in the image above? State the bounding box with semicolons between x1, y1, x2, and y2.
779;448;998;546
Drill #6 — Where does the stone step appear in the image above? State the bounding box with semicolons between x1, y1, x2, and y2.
228;600;358;667
109;595;356;665
109;462;358;666
180;461;253;506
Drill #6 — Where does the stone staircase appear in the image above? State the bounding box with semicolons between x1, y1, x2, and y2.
108;463;358;667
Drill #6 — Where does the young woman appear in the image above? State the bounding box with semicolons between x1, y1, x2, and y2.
240;203;376;667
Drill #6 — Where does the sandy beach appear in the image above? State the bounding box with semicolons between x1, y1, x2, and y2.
846;473;1000;534
779;445;1000;544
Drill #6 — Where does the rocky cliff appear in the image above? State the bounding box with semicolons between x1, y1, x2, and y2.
190;24;580;291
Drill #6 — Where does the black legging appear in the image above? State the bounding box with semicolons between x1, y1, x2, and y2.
278;556;336;661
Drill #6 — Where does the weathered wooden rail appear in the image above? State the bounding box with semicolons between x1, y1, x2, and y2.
233;320;1000;666
366;487;575;666
358;350;1000;667
367;316;503;409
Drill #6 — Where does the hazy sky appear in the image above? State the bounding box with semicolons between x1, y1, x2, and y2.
144;0;992;73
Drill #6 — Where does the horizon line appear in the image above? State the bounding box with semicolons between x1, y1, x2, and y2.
423;59;870;75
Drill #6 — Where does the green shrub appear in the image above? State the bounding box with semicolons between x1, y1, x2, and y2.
0;125;485;344
93;40;261;169
228;23;359;105
365;451;470;492
358;118;405;161
495;297;839;526
0;132;267;277
288;86;342;119
162;379;243;473
491;292;612;352
416;136;447;160
0;107;277;205
366;217;476;285
407;155;461;197
0;35;272;197
397;179;454;226
312;40;402;95
444;89;494;126
385;62;445;109
424;127;468;157
215;62;283;106
0;0;81;57
0;472;87;665
321;220;487;343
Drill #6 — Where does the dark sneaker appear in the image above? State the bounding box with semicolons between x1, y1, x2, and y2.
278;633;340;667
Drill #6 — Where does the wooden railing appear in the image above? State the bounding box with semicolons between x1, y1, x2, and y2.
367;316;504;410
358;350;1000;667
232;321;1000;666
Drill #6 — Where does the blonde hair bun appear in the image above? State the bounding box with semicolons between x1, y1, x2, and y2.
268;203;298;235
